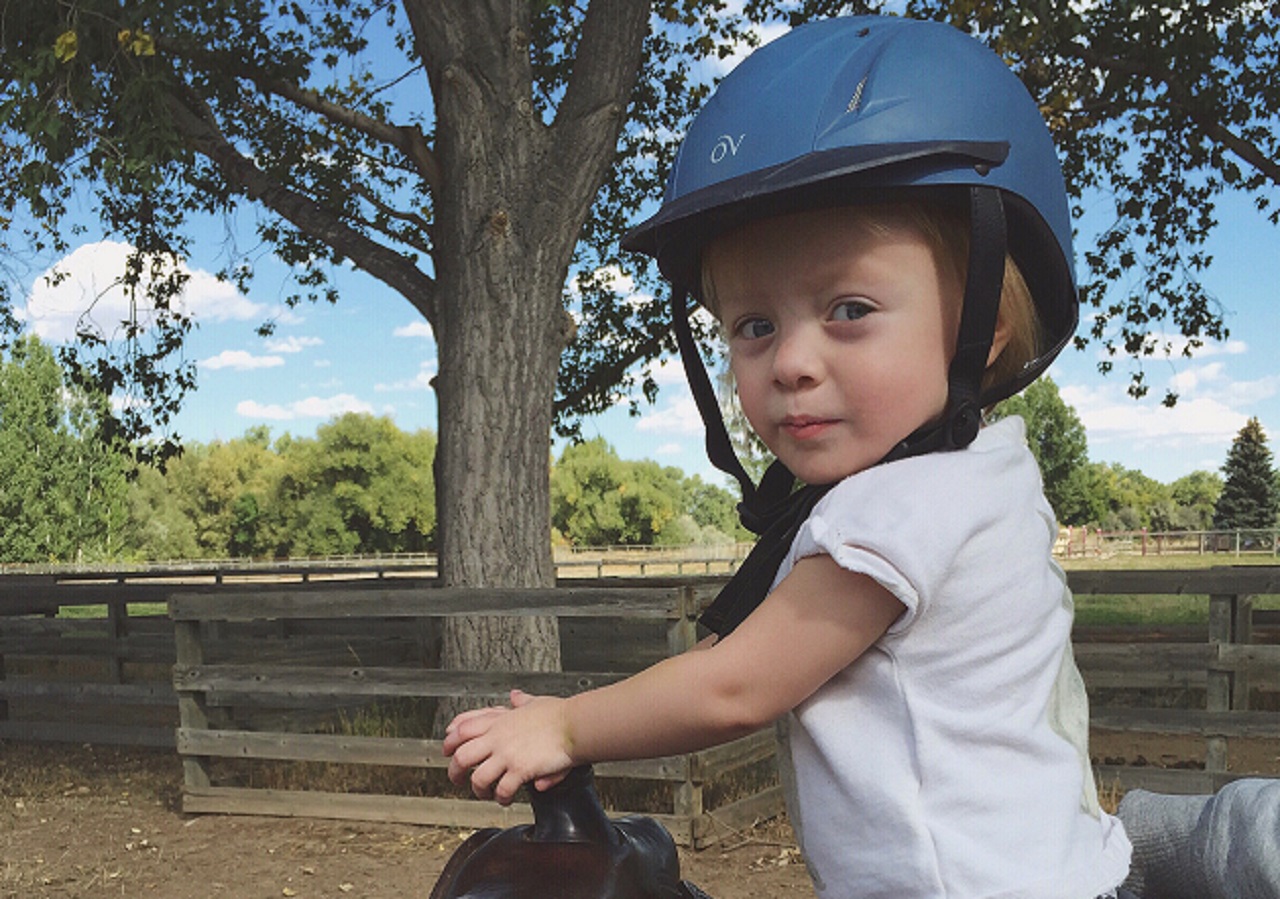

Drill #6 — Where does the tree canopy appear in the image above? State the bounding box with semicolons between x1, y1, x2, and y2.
1;1;1276;597
550;437;746;546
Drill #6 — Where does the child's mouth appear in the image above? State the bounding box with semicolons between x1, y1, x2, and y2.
781;417;836;439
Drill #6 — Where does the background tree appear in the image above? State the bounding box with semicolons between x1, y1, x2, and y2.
1213;417;1278;531
1169;470;1223;531
550;439;744;546
272;413;436;557
0;335;130;562
992;377;1089;521
120;415;437;560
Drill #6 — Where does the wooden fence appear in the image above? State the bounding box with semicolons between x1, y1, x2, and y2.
1072;567;1280;793
0;572;181;747
167;578;774;848
3;566;1280;841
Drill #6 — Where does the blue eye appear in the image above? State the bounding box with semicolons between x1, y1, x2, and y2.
832;300;871;322
736;318;775;339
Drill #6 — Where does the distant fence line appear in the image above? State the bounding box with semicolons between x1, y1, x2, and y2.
1058;528;1280;559
0;530;1274;581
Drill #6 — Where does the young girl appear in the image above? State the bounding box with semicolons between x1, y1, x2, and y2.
445;16;1133;898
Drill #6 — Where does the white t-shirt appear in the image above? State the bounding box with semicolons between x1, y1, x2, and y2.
773;416;1131;899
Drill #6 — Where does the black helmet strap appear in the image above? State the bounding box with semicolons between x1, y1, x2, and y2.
883;185;1008;461
670;287;759;504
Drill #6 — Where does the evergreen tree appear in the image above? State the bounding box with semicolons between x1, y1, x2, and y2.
1213;418;1278;530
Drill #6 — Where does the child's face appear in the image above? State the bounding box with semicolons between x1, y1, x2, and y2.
706;207;960;485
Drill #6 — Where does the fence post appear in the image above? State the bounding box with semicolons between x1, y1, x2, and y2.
1233;594;1255;711
668;586;704;834
0;638;7;725
173;618;213;791
1206;593;1236;776
107;591;127;684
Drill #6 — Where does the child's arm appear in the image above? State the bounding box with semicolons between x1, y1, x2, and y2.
443;552;904;805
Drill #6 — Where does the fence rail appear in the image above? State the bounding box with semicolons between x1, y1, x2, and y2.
1059;528;1280;559
2;565;1280;836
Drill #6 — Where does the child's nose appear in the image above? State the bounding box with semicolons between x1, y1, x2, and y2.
772;327;823;388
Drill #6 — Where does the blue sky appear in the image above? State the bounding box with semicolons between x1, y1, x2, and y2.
15;181;1277;491
11;12;1278;491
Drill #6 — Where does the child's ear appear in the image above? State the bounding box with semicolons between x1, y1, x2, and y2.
986;315;1012;369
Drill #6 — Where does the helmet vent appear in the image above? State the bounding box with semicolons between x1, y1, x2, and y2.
845;76;868;114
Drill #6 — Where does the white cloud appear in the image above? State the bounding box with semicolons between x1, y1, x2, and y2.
393;321;433;339
21;240;265;343
636;394;704;436
655;442;684;456
201;350;286;372
236;393;373;422
264;335;323;353
1058;328;1275;459
1060;384;1248;447
651;356;690;386
376;360;437;392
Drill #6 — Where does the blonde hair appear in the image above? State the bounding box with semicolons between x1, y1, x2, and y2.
700;200;1042;396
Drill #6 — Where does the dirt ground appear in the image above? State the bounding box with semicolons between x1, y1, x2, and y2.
0;742;813;899
5;735;1280;899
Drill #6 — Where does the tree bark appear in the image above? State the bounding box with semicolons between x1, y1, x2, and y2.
407;0;650;726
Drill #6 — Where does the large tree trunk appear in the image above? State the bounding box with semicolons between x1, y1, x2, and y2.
410;0;651;729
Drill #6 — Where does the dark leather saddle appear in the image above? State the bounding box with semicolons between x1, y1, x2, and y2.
429;766;712;899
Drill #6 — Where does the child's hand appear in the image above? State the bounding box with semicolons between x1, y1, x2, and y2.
442;689;574;805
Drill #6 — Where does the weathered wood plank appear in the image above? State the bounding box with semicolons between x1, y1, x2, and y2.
174;728;694;781
0;680;173;704
177;727;436;767
1073;643;1215;670
690;730;776;781
1216;644;1280;674
0;635;176;662
691;784;785;849
182;785;535;828
0;719;175;748
182;786;703;845
169;586;681;621
1091;708;1280;739
173;664;631;699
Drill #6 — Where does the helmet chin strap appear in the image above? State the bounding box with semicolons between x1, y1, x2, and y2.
882;185;1007;463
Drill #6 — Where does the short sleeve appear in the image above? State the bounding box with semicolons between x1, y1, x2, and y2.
789;494;922;635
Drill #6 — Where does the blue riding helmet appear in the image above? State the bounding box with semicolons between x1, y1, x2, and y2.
622;15;1078;510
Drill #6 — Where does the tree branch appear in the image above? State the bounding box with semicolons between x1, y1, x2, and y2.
163;85;438;325
250;73;443;193
1068;42;1280;188
157;38;442;191
555;321;673;418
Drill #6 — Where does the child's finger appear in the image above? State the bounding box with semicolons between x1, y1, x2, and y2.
532;770;568;792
